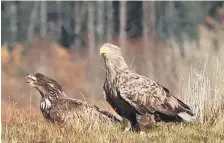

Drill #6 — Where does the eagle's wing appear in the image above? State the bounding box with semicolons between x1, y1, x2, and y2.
117;72;193;117
46;97;84;123
50;97;121;122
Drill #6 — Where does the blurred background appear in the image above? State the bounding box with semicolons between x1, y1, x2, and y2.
1;1;224;122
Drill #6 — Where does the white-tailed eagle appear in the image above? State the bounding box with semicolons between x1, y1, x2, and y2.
100;43;196;132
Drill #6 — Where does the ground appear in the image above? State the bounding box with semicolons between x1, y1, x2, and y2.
2;107;224;143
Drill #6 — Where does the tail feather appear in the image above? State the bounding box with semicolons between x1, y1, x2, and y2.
178;112;196;122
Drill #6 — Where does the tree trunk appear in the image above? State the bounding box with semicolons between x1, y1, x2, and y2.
142;1;156;78
143;1;156;37
27;2;39;41
56;1;62;35
74;2;86;48
119;1;127;49
9;2;18;45
143;1;149;50
74;2;81;48
106;1;114;42
88;2;96;57
97;1;104;44
40;1;47;37
166;1;175;17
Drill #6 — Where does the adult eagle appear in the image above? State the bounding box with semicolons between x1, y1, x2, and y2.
25;73;121;127
100;43;196;132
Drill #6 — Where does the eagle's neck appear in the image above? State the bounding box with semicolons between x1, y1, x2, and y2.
104;56;129;83
37;88;58;104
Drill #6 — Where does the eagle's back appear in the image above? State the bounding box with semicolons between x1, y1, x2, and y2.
116;69;194;119
115;70;165;113
47;97;120;126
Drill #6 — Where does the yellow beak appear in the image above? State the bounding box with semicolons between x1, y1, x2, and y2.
100;46;111;55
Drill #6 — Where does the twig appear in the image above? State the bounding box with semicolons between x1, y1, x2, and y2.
101;66;106;72
29;92;32;116
79;92;87;102
129;56;135;68
100;100;109;110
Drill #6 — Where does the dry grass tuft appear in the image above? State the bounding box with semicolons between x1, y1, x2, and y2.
2;104;224;143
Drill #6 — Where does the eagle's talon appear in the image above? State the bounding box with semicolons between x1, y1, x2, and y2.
124;127;131;132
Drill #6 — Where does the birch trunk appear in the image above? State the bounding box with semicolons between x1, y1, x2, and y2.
142;1;156;78
27;2;39;41
74;2;86;48
40;1;47;37
106;1;113;42
88;2;95;57
119;1;127;49
9;2;18;45
56;1;62;34
97;1;104;44
143;1;149;50
143;1;156;38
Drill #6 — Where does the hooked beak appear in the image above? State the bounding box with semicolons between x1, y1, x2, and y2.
100;45;111;55
25;74;37;84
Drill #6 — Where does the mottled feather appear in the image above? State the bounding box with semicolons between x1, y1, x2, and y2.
25;73;121;128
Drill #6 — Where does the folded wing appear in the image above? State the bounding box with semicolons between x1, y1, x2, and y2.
117;72;195;122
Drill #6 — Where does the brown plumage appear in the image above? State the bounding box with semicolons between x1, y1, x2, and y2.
25;73;121;128
100;43;196;132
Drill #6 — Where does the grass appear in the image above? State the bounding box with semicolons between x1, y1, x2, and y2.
1;106;224;143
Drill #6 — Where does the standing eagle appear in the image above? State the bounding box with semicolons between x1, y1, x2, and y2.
100;43;196;132
25;73;121;128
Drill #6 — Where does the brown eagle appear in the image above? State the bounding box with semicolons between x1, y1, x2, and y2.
25;73;121;128
100;43;196;132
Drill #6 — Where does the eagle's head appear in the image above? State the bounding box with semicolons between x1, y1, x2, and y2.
25;73;67;100
100;43;128;73
100;43;123;59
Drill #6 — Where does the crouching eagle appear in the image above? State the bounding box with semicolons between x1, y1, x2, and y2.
100;43;196;132
25;73;121;128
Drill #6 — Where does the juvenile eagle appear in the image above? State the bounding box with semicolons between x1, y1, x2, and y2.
100;43;196;132
25;73;121;127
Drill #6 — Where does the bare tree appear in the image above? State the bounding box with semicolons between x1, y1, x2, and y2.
74;2;86;48
56;1;62;34
143;1;149;50
106;1;114;42
166;1;175;17
142;1;156;78
9;2;18;45
27;2;39;41
88;2;96;57
148;1;156;35
142;1;156;50
119;1;127;49
143;1;156;40
40;1;47;37
96;1;104;44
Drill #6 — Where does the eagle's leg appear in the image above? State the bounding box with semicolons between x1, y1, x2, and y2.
124;120;132;132
130;119;140;132
125;113;140;132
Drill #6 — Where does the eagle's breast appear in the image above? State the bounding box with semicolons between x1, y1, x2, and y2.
40;98;52;119
103;79;136;117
